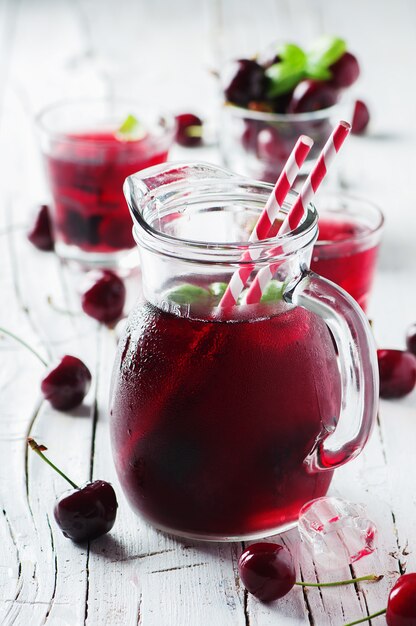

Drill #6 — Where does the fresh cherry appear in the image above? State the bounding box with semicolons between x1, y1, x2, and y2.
238;542;380;604
406;324;416;356
223;59;267;107
351;100;370;134
41;355;92;411
239;542;296;601
287;79;339;113
0;326;92;412
27;438;118;542
81;270;126;324
377;349;416;399
55;480;118;542
240;120;262;152
386;573;416;626
256;127;290;164
27;204;54;251
329;51;360;88
175;113;203;147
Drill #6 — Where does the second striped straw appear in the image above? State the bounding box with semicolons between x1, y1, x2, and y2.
218;135;314;308
244;120;351;305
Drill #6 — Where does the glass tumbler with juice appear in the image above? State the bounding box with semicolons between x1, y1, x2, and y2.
311;193;384;311
37;99;175;266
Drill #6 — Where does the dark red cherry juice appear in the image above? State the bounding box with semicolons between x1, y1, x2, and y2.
45;131;169;253
110;300;341;539
311;217;379;311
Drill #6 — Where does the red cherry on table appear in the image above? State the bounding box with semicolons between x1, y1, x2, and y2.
54;480;118;542
0;326;91;412
81;270;126;324
41;355;92;411
329;51;360;88
27;439;118;542
174;113;203;147
239;542;381;609
386;573;416;626
27;204;54;251
238;542;296;602
287;79;339;114
351;100;370;134
377;349;416;399
406;324;416;356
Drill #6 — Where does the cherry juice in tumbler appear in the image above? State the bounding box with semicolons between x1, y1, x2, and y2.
311;193;384;311
37;99;174;265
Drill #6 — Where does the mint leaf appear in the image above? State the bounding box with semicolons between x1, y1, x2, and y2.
166;284;211;305
266;43;307;97
307;36;346;70
209;282;227;298
276;43;307;68
305;64;332;81
260;280;285;303
266;63;305;97
116;114;146;141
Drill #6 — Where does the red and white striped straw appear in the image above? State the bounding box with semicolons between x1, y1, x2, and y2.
245;120;351;305
218;135;314;308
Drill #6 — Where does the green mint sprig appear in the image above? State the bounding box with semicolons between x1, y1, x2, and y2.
116;114;146;141
266;36;346;98
266;44;307;97
307;35;346;71
166;284;212;305
260;280;285;303
165;280;285;308
209;282;227;298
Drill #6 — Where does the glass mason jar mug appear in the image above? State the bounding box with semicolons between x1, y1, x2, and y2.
110;162;379;541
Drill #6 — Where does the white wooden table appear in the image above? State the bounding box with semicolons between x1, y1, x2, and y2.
1;1;415;624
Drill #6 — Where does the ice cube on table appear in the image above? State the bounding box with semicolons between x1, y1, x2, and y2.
298;497;377;571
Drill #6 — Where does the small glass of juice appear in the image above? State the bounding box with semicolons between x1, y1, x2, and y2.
311;193;384;311
36;98;175;267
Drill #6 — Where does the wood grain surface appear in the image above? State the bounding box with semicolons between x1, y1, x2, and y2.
1;0;415;624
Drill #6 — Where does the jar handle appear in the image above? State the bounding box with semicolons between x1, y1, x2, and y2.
284;270;379;471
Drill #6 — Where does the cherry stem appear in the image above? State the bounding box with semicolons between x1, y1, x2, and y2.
47;295;78;317
343;608;387;626
295;574;383;588
0;326;48;367
27;438;79;490
186;125;203;138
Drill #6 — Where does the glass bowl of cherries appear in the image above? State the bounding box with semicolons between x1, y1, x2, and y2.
220;36;364;183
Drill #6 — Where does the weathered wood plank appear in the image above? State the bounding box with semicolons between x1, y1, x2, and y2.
1;0;416;624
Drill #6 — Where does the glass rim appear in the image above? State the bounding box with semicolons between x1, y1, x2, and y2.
35;96;176;145
125;169;319;264
314;192;385;248
222;100;344;123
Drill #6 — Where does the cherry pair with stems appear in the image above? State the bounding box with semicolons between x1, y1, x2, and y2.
239;542;416;626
